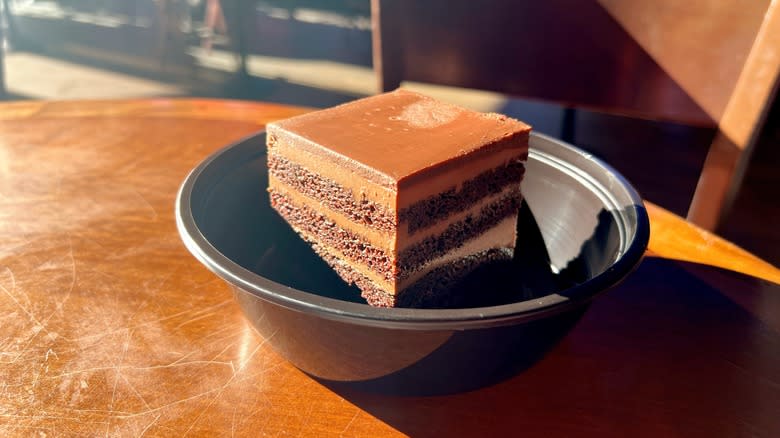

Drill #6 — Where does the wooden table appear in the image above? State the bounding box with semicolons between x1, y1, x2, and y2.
1;99;778;437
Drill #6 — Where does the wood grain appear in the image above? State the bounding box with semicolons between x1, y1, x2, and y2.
0;99;778;437
687;1;780;229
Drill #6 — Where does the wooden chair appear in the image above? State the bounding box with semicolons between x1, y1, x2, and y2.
371;0;780;230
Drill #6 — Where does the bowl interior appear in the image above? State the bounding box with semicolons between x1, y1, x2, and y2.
182;132;647;322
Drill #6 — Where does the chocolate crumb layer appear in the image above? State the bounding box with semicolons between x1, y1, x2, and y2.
271;187;522;286
270;191;397;282
309;244;396;307
398;189;523;272
399;157;526;234
268;153;397;232
311;245;513;308
395;248;513;308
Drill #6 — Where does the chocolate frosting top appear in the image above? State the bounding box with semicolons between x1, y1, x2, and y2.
269;89;530;185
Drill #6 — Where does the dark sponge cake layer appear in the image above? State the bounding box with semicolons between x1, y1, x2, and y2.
310;245;396;307
271;188;521;284
269;152;524;238
270;191;397;282
399;157;526;234
268;153;397;232
398;188;523;273
395;248;513;308
314;246;513;308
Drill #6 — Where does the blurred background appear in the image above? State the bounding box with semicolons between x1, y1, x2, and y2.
0;0;777;264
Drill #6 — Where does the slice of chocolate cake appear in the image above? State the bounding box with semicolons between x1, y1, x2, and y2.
267;89;530;307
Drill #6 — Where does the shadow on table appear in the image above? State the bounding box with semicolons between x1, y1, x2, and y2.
321;257;780;437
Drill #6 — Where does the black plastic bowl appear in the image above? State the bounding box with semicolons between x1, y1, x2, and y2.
176;132;649;395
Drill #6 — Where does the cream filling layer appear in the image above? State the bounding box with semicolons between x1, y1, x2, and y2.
398;185;520;248
396;150;524;211
277;188;517;295
307;215;518;295
271;174;520;256
397;216;517;290
269;134;525;210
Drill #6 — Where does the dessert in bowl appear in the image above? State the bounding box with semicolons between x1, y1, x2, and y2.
176;94;648;394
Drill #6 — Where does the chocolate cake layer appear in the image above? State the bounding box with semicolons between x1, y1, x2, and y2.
399;158;526;234
313;245;513;308
272;188;521;284
270;150;523;237
398;189;523;272
267;93;529;223
269;191;396;282
395;248;513;308
268;153;396;232
308;242;395;307
266;89;531;307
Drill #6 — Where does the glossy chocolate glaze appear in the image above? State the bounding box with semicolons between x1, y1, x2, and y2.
267;90;531;302
268;89;531;188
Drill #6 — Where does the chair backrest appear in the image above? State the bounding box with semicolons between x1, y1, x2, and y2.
371;0;780;230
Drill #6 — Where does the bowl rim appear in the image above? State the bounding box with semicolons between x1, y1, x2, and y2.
176;131;649;330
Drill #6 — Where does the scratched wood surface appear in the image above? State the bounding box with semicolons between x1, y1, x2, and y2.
1;99;778;437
